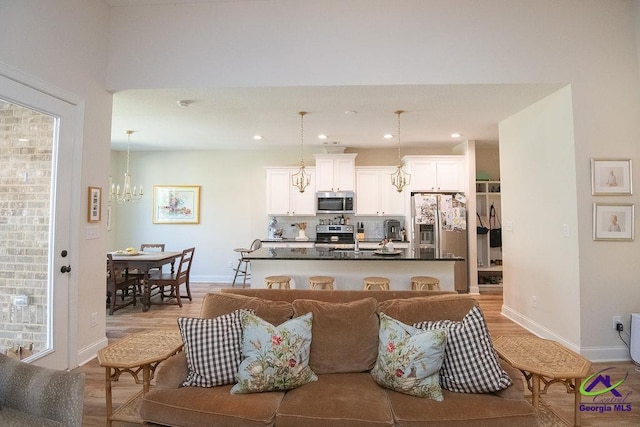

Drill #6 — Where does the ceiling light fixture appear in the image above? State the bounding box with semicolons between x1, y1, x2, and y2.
291;111;311;193
111;130;143;203
451;132;462;138
253;135;263;140
318;134;328;140
384;134;393;139
390;110;411;193
177;100;192;108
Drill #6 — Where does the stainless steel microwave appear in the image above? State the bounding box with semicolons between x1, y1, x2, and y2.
316;191;356;214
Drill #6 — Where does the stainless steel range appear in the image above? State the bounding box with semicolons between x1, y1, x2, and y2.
314;224;355;249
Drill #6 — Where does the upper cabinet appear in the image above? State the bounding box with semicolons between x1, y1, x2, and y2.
314;154;357;192
404;156;465;192
355;167;405;215
265;167;316;215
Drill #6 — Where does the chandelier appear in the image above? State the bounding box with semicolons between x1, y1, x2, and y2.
291;111;311;193
111;130;143;203
391;110;411;192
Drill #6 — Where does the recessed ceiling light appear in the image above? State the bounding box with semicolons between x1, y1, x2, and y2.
344;110;358;115
383;134;394;139
177;100;192;108
451;133;463;138
318;134;328;140
18;138;30;142
253;135;263;140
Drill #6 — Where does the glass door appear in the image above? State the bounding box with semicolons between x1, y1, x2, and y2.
0;73;76;369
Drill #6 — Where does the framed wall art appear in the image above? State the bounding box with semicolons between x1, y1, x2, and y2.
153;185;201;224
87;186;102;223
592;203;634;241
591;158;632;195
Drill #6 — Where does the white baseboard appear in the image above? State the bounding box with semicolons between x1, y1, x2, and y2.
501;304;632;362
190;274;234;283
76;336;108;367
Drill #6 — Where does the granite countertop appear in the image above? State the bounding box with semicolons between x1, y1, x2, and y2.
245;247;463;261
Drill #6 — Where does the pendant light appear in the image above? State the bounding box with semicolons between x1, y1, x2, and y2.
391;110;411;192
111;130;143;203
292;111;311;193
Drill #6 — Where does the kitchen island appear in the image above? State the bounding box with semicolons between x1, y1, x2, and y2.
245;247;466;291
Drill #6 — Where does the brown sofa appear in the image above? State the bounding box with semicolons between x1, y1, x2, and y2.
140;289;536;426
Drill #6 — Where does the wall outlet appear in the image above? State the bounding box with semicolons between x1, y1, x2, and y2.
532;296;537;307
228;260;233;268
613;315;622;331
90;312;98;327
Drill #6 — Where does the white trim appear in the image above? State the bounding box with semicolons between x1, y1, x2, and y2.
77;337;109;367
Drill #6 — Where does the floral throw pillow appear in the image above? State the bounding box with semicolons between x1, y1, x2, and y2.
371;313;446;400
413;305;512;393
231;312;317;394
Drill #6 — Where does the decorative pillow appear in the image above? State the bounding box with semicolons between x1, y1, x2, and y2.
371;313;446;400
414;305;512;393
177;309;247;387
292;297;379;374
231;311;317;394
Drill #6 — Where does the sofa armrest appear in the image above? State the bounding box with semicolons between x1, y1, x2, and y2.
493;358;526;401
0;353;85;427
155;352;188;389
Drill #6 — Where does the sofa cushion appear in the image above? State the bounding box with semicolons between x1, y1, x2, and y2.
177;309;246;387
414;305;512;393
377;294;477;325
276;373;394;427
141;384;285;427
200;292;293;325
387;388;537;427
0;406;64;426
292;297;379;374
371;313;446;400
231;312;317;393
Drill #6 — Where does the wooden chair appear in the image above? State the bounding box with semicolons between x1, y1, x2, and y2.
129;243;167;295
145;247;195;308
232;239;262;287
106;253;139;315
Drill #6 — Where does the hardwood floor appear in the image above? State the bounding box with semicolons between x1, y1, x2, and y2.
75;284;640;426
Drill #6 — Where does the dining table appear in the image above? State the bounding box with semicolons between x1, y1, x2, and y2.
109;251;183;312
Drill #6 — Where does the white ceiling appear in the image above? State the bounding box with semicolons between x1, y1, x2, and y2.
111;84;563;151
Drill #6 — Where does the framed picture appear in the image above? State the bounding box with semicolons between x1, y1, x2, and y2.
593;203;634;241
591;158;632;195
87;186;102;223
153;185;201;224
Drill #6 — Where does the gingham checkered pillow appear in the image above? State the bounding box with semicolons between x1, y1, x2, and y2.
414;305;512;393
178;310;248;387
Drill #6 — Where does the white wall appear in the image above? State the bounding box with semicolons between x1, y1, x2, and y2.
0;0;113;366
105;0;640;360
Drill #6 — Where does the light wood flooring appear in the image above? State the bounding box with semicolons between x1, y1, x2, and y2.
75;283;640;426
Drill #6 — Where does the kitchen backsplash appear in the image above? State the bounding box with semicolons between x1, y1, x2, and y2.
268;215;406;241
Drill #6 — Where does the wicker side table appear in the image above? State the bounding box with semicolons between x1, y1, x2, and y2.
98;329;183;426
493;335;591;427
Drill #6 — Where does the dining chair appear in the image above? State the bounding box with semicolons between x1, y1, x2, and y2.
232;239;262;287
145;247;195;308
127;243;168;296
106;253;139;315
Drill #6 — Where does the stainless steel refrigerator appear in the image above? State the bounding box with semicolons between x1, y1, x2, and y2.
411;192;468;291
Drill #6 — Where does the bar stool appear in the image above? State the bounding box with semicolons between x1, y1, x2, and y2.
232;239;262;288
308;276;334;290
363;276;390;290
410;276;440;290
265;275;291;289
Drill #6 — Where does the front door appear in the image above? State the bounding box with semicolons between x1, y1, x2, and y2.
0;72;77;369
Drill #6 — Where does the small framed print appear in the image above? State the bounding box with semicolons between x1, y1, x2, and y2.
153;185;201;224
591;158;632;195
593;203;634;241
88;186;102;223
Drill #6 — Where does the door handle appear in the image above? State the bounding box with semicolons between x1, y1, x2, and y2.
60;265;71;273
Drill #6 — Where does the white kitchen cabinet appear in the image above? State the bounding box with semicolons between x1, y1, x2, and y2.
404;156;465;192
314;154;357;192
265;167;316;215
355;167;405;215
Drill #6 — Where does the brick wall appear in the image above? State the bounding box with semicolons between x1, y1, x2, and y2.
0;100;54;356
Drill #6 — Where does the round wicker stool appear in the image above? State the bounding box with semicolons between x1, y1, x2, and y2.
363;276;390;290
410;276;440;290
308;276;334;290
264;275;291;289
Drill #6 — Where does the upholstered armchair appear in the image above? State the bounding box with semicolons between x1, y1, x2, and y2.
0;353;85;426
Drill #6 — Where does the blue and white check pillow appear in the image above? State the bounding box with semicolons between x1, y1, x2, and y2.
414;305;512;393
177;309;248;387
